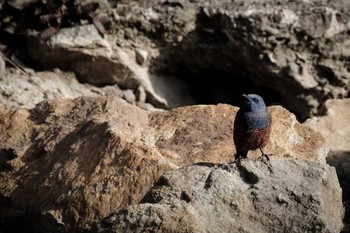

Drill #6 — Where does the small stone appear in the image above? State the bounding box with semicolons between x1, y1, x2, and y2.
136;85;147;103
135;48;148;65
0;55;5;73
101;85;123;97
347;20;350;32
123;89;136;104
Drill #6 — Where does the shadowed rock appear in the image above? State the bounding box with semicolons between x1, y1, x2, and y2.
305;98;350;231
19;0;350;120
91;157;343;233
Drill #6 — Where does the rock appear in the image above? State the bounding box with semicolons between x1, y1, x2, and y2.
326;151;350;232
27;24;134;87
0;96;327;232
135;48;148;65
0;97;163;232
305;99;350;152
3;0;350;121
91;157;343;233
100;85;124;98
112;0;350;120
26;24;194;109
151;104;326;163
0;69;183;111
136;85;147;103
304;98;350;230
122;89;136;104
0;55;5;73
214;1;350;121
200;0;350;120
0;70;104;110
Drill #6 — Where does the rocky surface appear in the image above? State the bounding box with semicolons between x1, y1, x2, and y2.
305;99;350;153
108;0;350;120
0;69;174;111
0;96;331;232
2;0;349;120
0;70;112;110
305;99;350;232
91;157;343;233
26;24;194;109
0;0;349;232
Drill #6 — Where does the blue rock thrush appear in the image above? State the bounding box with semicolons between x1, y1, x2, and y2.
233;94;271;161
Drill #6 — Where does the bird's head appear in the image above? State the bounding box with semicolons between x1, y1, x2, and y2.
242;94;267;111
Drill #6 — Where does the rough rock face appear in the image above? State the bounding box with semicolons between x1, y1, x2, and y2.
108;0;350;120
1;0;348;231
0;70;120;110
0;70;172;111
305;99;350;153
91;157;343;233
26;24;194;109
17;0;349;120
305;99;350;231
0;96;330;232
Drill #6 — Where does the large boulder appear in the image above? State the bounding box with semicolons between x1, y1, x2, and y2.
91;157;343;233
305;99;350;231
0;96;336;232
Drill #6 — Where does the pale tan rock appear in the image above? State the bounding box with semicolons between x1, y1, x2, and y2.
304;98;350;229
0;97;327;231
305;98;350;152
266;106;327;162
0;71;109;110
26;25;194;109
147;105;326;163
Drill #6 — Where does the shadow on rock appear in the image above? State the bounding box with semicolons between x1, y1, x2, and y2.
91;157;343;233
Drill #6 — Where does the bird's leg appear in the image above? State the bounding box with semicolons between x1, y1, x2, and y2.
234;155;242;164
234;151;247;163
259;148;270;161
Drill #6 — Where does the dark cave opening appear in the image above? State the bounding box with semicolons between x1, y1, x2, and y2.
175;67;283;110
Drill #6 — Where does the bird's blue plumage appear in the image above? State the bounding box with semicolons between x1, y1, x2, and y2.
233;94;271;160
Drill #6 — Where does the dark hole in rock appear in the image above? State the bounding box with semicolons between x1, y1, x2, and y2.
174;67;283;111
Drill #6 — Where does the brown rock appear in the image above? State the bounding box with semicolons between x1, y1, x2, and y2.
0;97;327;232
258;106;326;162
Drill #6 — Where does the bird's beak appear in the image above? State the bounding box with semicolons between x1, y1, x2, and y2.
242;94;249;99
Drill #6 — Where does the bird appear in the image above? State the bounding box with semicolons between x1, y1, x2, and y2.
233;94;271;161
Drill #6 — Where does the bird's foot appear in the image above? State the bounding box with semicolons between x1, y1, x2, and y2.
229;156;240;164
259;148;270;162
261;153;270;162
235;156;242;164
